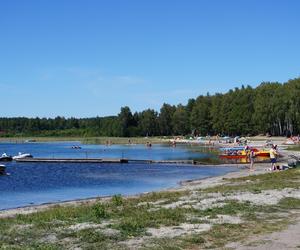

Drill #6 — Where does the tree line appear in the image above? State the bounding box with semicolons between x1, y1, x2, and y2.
1;77;300;137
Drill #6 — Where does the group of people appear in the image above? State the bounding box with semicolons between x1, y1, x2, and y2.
245;145;278;171
246;144;278;171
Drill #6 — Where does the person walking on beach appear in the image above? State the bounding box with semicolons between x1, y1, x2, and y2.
248;148;256;171
269;145;278;170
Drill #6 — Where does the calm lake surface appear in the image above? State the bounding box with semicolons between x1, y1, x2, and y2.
0;142;235;210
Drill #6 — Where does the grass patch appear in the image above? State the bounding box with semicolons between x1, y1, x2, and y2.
203;168;300;194
286;145;300;151
199;220;289;249
117;218;147;237
183;233;206;244
138;190;189;203
278;197;300;209
196;200;255;217
59;228;126;250
0;192;190;248
111;194;124;206
92;203;110;219
112;206;189;237
76;229;107;243
151;218;291;250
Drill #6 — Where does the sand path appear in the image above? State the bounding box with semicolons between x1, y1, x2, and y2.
226;215;300;249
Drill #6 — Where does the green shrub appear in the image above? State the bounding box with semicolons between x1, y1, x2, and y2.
118;219;145;236
112;194;123;207
92;203;109;219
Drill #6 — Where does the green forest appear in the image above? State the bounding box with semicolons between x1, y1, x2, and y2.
1;78;300;137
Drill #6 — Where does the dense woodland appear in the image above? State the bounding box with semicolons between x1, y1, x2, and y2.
1;78;300;137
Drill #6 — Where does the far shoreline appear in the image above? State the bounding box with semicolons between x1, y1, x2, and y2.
0;134;291;145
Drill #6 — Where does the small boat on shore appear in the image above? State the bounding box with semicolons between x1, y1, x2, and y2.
219;154;247;159
12;152;33;160
0;164;6;175
25;139;36;143
0;153;13;161
219;147;270;159
255;150;270;157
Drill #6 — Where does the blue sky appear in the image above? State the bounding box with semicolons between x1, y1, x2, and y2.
1;0;300;118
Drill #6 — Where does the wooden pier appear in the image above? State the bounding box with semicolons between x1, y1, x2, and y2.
15;158;129;163
128;159;195;164
15;158;195;165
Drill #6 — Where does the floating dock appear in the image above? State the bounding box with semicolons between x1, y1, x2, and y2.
15;158;195;165
130;159;195;164
15;158;129;163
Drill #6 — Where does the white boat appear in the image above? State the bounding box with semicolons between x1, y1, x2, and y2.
0;153;12;161
25;139;36;143
12;152;33;160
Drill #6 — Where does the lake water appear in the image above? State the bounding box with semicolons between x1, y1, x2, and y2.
0;142;235;210
0;141;215;160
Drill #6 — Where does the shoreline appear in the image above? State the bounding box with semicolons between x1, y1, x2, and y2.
0;162;270;218
1;159;299;249
0;135;297;146
0;138;296;218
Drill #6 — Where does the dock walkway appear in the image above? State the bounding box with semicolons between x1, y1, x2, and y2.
15;158;128;163
15;158;195;165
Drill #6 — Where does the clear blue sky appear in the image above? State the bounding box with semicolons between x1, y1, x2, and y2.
1;0;299;118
